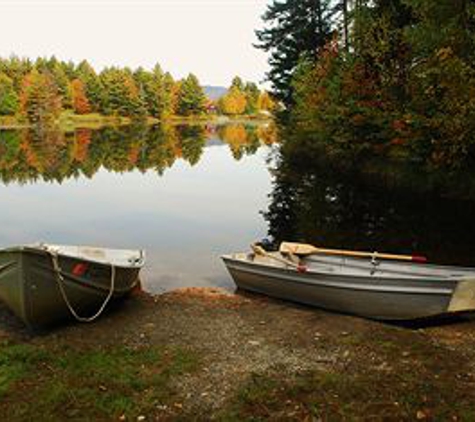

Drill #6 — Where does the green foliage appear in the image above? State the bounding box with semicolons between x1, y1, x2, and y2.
287;0;475;168
0;55;261;123
133;64;168;118
76;60;104;113
100;67;147;118
0;73;19;115
177;73;206;116
256;0;336;105
244;82;260;114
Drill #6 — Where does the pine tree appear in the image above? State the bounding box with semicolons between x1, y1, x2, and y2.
255;0;335;105
133;64;166;118
177;73;206;116
0;73;19;115
244;82;260;114
76;60;104;113
100;68;147;118
231;76;245;91
162;72;179;117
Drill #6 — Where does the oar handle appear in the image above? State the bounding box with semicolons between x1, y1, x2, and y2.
280;242;427;263
316;248;427;263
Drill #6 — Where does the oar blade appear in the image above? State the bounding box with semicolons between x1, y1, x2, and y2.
279;242;317;255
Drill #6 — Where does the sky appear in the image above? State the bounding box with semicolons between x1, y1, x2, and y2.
0;0;270;87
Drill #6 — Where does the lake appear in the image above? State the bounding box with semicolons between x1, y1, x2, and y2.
2;122;475;295
0;122;277;293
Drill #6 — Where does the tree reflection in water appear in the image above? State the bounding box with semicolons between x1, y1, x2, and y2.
264;147;475;267
0;122;277;184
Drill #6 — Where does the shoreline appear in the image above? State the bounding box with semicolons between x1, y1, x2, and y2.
1;287;475;420
0;113;273;131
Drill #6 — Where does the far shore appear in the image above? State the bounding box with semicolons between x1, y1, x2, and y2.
0;112;273;131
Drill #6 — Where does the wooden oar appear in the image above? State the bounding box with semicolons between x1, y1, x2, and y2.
279;242;427;263
251;244;308;272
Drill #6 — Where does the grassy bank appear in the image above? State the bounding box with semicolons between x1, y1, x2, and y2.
0;341;199;420
0;112;273;131
0;116;29;130
3;289;473;420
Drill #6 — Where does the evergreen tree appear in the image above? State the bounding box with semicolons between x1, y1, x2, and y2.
100;68;147;118
0;73;19;115
76;60;104;112
177;73;206;116
231;76;245;91
133;64;166;118
256;0;335;105
244;82;260;114
162;72;179;117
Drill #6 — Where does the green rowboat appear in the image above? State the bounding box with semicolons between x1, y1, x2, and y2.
0;244;145;329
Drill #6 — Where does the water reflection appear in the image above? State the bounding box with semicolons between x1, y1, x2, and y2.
264;149;475;267
0;122;277;292
0;122;278;184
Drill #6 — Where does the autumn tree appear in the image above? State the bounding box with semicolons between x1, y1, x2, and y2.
219;86;247;115
20;69;62;125
258;91;276;112
70;78;91;114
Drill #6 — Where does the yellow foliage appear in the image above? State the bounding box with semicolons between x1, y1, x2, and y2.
257;91;275;112
219;87;247;115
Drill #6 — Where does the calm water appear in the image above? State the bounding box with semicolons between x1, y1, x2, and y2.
0;123;277;293
2;123;475;295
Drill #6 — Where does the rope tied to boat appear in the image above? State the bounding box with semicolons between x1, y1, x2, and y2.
47;248;116;323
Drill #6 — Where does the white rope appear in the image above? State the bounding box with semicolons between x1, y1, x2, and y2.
48;250;116;323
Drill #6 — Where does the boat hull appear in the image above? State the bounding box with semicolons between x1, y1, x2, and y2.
222;254;475;321
0;247;142;329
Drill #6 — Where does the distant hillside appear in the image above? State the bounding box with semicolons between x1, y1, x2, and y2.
203;86;228;101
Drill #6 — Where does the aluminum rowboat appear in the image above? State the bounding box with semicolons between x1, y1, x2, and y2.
0;244;145;329
222;251;475;320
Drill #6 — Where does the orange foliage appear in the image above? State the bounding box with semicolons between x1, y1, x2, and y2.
70;79;91;114
73;129;92;162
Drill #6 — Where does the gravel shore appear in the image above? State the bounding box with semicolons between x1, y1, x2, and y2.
2;288;475;420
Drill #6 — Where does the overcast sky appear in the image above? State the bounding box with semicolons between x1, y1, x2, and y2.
0;0;270;86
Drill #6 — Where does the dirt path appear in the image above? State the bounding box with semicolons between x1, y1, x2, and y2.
1;288;475;420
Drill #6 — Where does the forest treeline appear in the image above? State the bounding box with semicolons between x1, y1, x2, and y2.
0;57;275;126
257;0;475;168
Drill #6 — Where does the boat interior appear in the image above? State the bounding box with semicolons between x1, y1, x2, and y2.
226;251;475;280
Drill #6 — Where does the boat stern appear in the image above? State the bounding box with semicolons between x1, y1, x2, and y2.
447;279;475;313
